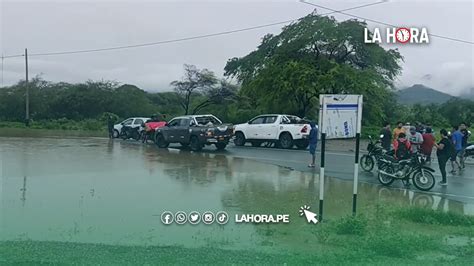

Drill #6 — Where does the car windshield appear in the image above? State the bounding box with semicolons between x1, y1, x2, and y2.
195;116;221;126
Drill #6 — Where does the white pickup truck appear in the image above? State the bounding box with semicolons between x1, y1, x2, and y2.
233;114;311;149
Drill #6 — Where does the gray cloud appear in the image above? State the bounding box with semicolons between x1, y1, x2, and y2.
1;0;473;95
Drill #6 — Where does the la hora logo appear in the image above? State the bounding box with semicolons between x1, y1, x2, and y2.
364;27;430;44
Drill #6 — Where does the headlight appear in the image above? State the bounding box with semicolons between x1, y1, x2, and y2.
206;130;214;137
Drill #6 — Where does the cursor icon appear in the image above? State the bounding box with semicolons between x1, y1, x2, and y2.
299;205;319;224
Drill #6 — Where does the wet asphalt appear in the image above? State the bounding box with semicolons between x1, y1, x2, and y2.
221;144;474;204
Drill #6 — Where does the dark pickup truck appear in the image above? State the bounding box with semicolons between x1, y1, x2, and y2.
154;114;233;151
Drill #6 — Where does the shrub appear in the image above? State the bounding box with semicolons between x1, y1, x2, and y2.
334;215;368;236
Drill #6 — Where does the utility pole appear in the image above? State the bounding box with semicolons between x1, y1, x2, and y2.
25;48;30;126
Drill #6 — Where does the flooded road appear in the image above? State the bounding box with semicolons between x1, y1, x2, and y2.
1;137;472;252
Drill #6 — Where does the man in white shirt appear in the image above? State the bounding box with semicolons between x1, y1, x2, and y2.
408;126;423;153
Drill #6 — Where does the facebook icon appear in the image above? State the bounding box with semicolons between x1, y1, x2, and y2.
161;211;174;225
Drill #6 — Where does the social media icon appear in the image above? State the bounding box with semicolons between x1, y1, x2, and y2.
216;211;229;225
188;211;201;225
202;211;215;225
161;211;174;225
175;211;187;225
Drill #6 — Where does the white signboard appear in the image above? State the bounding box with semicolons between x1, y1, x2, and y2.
318;94;363;139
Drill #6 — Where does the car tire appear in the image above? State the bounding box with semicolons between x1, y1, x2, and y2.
155;134;169;148
113;129;119;138
279;133;294;149
215;143;227;150
295;140;309;150
234;132;246;146
190;136;203;152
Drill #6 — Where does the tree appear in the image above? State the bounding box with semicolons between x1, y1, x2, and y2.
171;64;218;115
224;13;403;122
191;79;238;114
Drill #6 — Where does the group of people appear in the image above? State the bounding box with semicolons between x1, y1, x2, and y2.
380;121;471;186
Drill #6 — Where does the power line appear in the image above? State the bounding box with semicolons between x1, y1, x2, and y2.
1;1;388;59
300;0;474;45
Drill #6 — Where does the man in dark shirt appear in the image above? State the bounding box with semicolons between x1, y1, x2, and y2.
435;129;452;186
308;121;318;168
107;115;115;139
379;122;392;151
459;122;470;169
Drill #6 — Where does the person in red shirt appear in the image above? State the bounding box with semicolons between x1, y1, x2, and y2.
392;132;412;160
143;114;167;143
421;127;435;163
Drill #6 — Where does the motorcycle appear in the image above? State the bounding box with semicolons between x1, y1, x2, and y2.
360;135;386;172
119;125;141;141
377;152;436;191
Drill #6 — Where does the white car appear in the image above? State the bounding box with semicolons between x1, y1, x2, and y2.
233;114;312;149
113;117;149;138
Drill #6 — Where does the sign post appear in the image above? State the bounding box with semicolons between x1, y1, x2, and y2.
318;95;363;218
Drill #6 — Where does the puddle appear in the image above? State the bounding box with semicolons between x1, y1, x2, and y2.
1;137;473;252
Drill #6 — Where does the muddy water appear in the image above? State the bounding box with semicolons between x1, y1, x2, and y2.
0;137;471;252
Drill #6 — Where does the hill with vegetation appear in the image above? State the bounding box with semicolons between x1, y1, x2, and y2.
396;84;454;105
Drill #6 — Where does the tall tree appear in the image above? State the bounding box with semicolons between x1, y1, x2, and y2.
171;64;217;115
224;13;403;122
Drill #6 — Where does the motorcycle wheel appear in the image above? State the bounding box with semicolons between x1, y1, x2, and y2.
412;169;435;191
378;165;395;186
133;131;141;141
360;155;375;172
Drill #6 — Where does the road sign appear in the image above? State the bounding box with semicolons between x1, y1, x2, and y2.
318;94;363;139
317;94;363;219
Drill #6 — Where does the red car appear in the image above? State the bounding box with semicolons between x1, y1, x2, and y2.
142;120;167;143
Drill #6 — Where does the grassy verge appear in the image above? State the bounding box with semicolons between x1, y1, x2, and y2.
0;119;106;131
1;204;473;265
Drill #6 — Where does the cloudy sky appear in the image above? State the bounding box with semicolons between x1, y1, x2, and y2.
1;0;473;95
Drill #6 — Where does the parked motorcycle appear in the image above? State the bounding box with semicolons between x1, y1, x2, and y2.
119;125;141;141
360;135;385;172
377;152;436;191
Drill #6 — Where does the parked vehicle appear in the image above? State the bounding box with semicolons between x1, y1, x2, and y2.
113;117;149;138
377;152;436;191
233;114;310;149
154;114;233;151
141;119;167;143
461;142;474;168
119;124;141;141
360;135;385;172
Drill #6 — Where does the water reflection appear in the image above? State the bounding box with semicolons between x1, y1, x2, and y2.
0;137;472;251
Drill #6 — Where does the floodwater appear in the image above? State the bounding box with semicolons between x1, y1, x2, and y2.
0;137;472;253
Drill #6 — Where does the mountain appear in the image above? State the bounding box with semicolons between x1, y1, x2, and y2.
459;88;474;100
396;84;454;105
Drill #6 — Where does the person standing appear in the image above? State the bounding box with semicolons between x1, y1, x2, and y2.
308;121;318;168
403;122;412;135
450;126;463;173
393;121;406;140
379;122;392;151
408;126;423;153
107;115;115;139
435;129;452;186
459;122;470;169
421;127;435;163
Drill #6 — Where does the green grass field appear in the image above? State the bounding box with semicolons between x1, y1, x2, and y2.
2;204;473;265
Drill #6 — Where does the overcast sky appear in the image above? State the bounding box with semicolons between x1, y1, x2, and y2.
1;0;473;95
